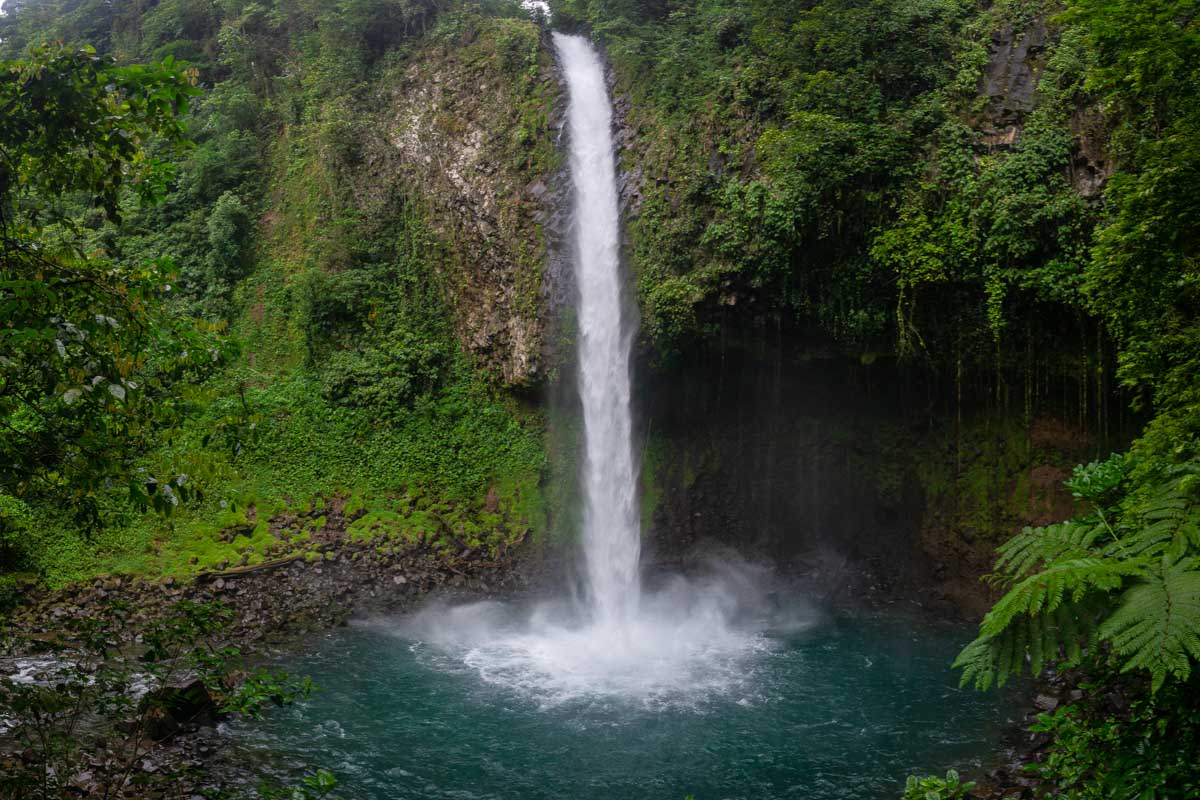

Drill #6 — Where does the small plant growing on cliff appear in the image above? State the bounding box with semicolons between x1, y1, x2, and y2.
1027;675;1200;800
902;769;975;800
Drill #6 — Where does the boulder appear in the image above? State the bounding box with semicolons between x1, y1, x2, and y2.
1033;693;1059;712
141;678;218;739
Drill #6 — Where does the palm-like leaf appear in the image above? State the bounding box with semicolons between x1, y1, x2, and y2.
954;593;1108;690
995;520;1105;580
1117;480;1200;560
980;557;1138;638
1099;556;1200;691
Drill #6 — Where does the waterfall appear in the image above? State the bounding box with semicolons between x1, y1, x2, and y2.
553;32;641;626
409;31;770;708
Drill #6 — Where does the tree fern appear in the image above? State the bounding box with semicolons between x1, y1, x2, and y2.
958;467;1200;692
1118;479;1200;561
954;631;1006;691
1099;556;1200;691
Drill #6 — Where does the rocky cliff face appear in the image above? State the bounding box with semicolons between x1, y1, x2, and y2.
384;19;564;388
638;340;1117;616
981;17;1048;124
977;14;1111;196
379;9;1111;392
365;10;1117;614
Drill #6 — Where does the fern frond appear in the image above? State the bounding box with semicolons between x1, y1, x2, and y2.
1053;594;1109;668
1124;518;1180;557
995;520;1104;580
1142;494;1190;519
954;595;1106;690
979;557;1137;639
961;462;1200;694
1176;519;1200;555
1121;479;1200;561
1027;613;1045;676
954;631;1005;691
1098;556;1200;691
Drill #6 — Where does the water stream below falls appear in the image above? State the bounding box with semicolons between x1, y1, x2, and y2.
226;608;1021;799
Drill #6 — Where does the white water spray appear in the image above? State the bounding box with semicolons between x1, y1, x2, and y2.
554;32;641;626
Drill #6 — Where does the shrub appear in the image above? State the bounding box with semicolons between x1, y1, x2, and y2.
901;770;976;800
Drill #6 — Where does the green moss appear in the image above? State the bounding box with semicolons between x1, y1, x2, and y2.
404;510;440;541
914;417;1069;541
343;491;367;518
347;509;406;543
231;519;272;552
640;440;665;534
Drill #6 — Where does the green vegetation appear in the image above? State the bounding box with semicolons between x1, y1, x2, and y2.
901;770;976;800
0;44;221;529
954;457;1200;693
0;0;552;587
958;0;1197;795
553;0;1096;377
1027;675;1200;799
2;0;1200;796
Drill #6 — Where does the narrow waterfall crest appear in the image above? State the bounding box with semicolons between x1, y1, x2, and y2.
554;32;642;626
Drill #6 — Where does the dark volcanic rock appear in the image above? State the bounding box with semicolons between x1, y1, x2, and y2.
982;17;1048;125
143;679;218;734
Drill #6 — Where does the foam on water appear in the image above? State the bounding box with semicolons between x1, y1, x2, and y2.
396;559;806;708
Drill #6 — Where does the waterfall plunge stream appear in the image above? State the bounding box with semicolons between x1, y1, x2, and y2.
555;32;641;628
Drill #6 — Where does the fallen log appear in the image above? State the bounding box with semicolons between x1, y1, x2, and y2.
195;553;303;583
